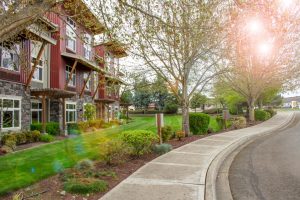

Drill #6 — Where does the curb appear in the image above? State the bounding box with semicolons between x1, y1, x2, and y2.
204;112;296;200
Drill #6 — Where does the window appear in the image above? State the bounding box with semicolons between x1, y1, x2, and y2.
0;44;20;72
66;65;76;87
66;103;76;123
31;101;42;123
83;72;91;90
0;97;21;130
83;33;92;60
66;22;76;52
31;41;44;82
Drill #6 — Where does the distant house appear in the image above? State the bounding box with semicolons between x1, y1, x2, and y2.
282;96;300;108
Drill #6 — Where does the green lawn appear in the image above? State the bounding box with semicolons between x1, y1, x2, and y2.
0;115;219;195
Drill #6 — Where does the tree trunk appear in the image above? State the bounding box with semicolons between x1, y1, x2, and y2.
248;100;255;122
182;104;190;137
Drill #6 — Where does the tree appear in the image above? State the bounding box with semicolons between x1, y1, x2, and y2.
190;93;207;112
132;77;152;110
120;90;133;105
151;75;169;111
95;0;229;135
219;0;300;121
0;1;58;43
83;103;96;121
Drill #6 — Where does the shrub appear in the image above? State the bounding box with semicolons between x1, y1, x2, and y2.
152;143;173;155
215;115;224;129
1;134;17;145
75;159;95;171
31;130;41;142
161;126;173;142
0;145;13;154
31;122;60;135
264;109;277;117
255;110;271;121
163;103;178;114
15;133;27;145
231;116;247;129
120;130;158;156
203;108;222;114
4;139;16;151
102;140;129;165
67;123;81;135
109;119;120;126
89;119;104;129
189;113;210;135
78;121;89;132
83;103;96;121
46;122;60;135
40;134;55;143
102;123;111;129
64;178;107;194
175;130;185;141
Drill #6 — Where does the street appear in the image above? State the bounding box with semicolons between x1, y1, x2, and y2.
229;112;300;200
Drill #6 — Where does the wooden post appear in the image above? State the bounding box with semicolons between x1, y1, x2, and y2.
42;95;46;134
65;60;78;89
156;113;164;144
25;41;46;89
62;98;67;136
92;81;101;100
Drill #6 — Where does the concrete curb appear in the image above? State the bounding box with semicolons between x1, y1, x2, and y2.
100;112;295;200
204;112;296;200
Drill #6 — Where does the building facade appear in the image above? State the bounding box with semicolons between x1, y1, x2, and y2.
0;0;126;134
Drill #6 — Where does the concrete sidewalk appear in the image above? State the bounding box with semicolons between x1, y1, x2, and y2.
100;112;295;200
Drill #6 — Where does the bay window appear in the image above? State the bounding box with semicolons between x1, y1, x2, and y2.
0;44;20;72
0;97;21;130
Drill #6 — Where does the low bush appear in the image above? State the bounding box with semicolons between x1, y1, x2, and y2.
67;123;81;135
40;134;55;143
163;103;178;114
215;115;224;129
31;122;60;135
4;138;16;151
161;126;173;142
78;121;89;132
264;109;277;117
255;110;271;121
64;178;107;194
152;143;173;155
231;116;247;129
120;130;158;156
31;130;41;142
15;133;27;145
109;119;121;126
189;113;210;135
0;145;13;154
1;134;17;145
175;131;185;141
102;140;129;165
89;119;104;129
203;108;222;114
75;159;95;171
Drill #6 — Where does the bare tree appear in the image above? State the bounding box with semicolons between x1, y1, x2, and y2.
94;0;229;135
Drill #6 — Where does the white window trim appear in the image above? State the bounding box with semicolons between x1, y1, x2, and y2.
65;102;77;123
66;25;76;52
0;96;21;131
31;41;44;83
83;72;91;91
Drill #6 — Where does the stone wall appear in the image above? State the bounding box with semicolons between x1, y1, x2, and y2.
0;80;31;131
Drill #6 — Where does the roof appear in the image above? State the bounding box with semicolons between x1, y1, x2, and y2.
63;0;105;34
105;75;127;85
283;96;300;103
31;88;76;99
96;41;128;58
61;52;104;72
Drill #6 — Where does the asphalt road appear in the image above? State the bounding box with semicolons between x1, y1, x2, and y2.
229;112;300;200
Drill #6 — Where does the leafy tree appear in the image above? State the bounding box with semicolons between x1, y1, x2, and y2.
133;77;152;110
120;90;133;104
151;76;169;111
83;103;96;121
190;93;207;112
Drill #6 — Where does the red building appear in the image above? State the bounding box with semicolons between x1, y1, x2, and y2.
0;0;127;134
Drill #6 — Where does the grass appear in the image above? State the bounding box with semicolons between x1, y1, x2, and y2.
0;115;220;195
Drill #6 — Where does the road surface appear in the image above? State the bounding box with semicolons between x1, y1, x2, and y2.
229;112;300;200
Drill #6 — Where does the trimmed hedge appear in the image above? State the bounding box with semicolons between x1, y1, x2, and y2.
255;110;271;121
189;113;210;135
31;122;60;136
264;109;277;117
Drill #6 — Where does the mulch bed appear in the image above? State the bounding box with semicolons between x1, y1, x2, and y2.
1;122;260;200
